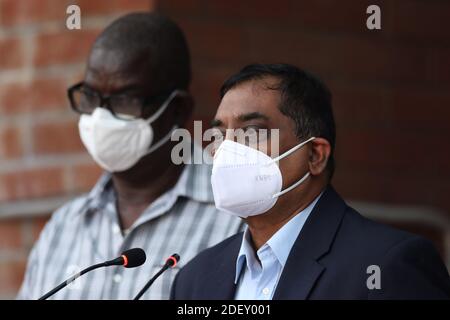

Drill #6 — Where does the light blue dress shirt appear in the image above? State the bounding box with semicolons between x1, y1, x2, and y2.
234;193;322;300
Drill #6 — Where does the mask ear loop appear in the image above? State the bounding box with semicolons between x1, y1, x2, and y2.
272;172;310;198
270;136;316;164
145;90;188;124
141;90;188;156
267;136;316;198
145;125;179;155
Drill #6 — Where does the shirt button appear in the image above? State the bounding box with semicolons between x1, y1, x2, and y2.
113;274;122;283
112;225;120;235
262;287;270;295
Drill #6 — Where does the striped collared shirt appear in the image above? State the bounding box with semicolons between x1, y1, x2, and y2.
17;156;243;299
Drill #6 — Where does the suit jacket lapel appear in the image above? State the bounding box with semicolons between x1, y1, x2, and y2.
273;185;347;299
201;233;243;299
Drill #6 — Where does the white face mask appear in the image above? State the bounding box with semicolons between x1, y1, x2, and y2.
211;137;315;218
79;90;184;172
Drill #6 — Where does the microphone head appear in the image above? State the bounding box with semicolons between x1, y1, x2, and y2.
121;248;146;268
166;253;180;268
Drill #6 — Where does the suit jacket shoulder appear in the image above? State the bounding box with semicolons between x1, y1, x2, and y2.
171;232;243;300
171;186;450;300
311;206;450;299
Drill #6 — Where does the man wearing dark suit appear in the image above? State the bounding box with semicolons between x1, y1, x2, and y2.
171;64;450;300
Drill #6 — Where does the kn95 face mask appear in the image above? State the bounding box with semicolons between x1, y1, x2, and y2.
79;90;184;172
211;137;315;218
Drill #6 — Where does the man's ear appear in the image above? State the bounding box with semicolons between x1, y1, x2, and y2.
173;94;194;128
308;138;331;176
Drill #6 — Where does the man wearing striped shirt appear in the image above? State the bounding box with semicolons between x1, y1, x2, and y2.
17;13;242;300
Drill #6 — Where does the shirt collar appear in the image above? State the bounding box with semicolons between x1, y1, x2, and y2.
174;142;215;203
78;142;215;217
235;191;323;284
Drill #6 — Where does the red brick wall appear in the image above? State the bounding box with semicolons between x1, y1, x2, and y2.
0;0;155;299
0;0;449;298
159;0;450;247
158;0;450;211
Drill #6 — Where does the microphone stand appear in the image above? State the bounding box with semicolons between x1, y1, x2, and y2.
133;264;170;300
39;262;107;300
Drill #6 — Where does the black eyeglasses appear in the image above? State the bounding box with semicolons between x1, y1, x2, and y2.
67;82;172;120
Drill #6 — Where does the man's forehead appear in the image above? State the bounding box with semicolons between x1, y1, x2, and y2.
85;47;155;92
87;47;152;78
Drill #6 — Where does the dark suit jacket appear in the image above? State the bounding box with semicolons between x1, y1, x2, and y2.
171;186;450;299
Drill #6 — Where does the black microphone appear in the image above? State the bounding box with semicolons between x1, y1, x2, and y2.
39;248;146;300
133;253;180;300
